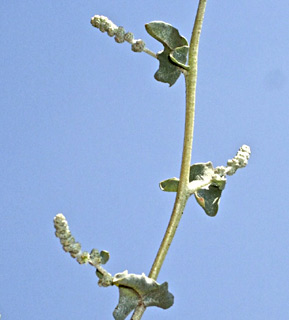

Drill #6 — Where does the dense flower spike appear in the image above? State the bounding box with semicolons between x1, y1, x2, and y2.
54;213;112;286
226;144;251;176
91;15;147;53
54;214;82;259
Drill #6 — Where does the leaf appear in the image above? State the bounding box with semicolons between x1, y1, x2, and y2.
190;162;226;216
145;21;188;49
145;21;189;86
169;46;190;70
100;250;110;265
113;271;174;320
195;184;223;217
159;177;179;192
160;162;214;193
160;162;227;217
154;48;181;86
189;162;214;182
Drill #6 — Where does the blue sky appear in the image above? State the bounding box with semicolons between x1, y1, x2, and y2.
1;1;289;319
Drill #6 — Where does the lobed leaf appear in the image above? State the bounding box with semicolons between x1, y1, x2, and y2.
145;21;189;86
145;21;187;49
113;271;174;320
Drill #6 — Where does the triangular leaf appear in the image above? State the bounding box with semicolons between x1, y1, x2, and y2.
113;271;174;320
195;184;223;217
159;177;179;192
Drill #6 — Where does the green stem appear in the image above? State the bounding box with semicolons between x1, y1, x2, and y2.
130;1;207;319
149;0;207;282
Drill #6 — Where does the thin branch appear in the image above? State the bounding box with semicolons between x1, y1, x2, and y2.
143;47;157;59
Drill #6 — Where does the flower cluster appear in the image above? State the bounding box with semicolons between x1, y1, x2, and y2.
54;214;113;286
226;144;251;176
54;214;107;265
91;15;145;52
54;213;84;262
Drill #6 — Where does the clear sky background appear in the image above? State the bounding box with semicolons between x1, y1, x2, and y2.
1;1;289;319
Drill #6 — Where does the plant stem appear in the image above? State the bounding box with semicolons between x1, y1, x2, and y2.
130;1;207;319
149;0;207;282
131;304;146;320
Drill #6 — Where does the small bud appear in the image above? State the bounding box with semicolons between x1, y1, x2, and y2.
66;242;82;256
76;251;90;264
60;234;75;246
131;39;145;52
124;32;134;43
90;249;101;266
90;249;100;259
214;166;226;176
91;15;118;36
107;27;117;37
90;15;101;28
97;270;113;287
114;26;126;43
